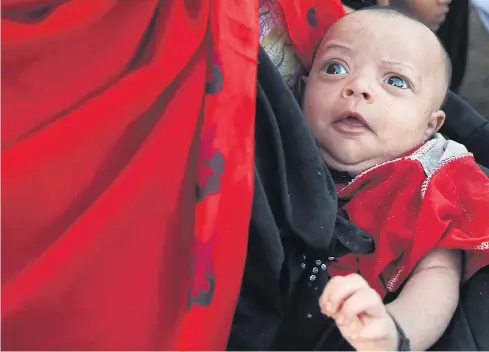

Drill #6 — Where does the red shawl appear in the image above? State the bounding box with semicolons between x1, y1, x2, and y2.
329;136;489;297
1;0;344;349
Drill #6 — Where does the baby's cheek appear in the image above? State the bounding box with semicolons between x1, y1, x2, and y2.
302;101;323;127
382;128;422;158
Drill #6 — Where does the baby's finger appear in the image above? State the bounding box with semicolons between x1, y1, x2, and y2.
338;286;384;321
319;274;369;316
336;312;364;340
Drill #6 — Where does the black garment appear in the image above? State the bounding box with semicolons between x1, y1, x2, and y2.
341;0;376;10
227;47;374;351
440;91;489;168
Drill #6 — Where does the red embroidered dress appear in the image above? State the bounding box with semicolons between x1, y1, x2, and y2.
329;134;489;297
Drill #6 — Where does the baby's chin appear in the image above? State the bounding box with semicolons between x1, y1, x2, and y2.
319;148;386;177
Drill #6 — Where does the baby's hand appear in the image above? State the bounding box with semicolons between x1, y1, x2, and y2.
319;274;398;351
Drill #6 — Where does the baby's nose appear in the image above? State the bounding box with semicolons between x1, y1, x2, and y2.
341;83;375;103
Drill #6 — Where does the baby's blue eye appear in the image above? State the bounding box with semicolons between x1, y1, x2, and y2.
324;62;348;75
385;75;409;89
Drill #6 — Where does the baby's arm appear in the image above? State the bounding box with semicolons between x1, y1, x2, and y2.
387;248;461;350
320;248;461;351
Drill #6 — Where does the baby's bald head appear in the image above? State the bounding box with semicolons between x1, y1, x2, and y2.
317;6;451;107
303;6;451;174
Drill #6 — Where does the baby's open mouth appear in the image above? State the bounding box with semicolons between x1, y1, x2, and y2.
333;112;371;133
342;115;365;126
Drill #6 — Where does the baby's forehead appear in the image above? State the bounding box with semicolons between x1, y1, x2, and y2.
327;12;427;44
321;14;439;70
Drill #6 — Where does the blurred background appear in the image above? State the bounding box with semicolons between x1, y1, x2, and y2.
460;6;489;118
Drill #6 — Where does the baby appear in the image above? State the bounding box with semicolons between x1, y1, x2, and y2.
302;7;489;351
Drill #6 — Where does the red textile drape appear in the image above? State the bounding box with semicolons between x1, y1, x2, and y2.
1;0;344;349
2;0;257;349
274;0;346;68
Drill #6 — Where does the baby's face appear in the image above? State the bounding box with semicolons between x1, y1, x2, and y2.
303;12;447;175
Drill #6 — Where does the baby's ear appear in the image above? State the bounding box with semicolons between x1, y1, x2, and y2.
425;109;446;141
